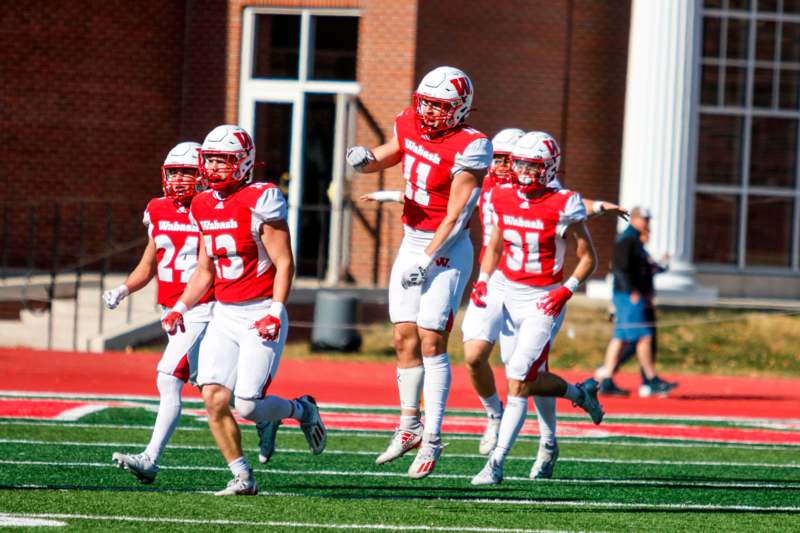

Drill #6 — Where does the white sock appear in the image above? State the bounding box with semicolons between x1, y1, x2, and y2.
422;353;451;439
235;395;295;423
144;373;184;463
564;383;582;403
533;395;557;446
491;395;528;466
397;365;424;410
479;392;503;419
400;415;421;432
227;456;250;478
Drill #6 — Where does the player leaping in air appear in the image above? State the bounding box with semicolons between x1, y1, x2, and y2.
470;131;605;486
346;66;492;479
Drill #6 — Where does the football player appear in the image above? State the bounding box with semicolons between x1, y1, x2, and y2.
105;142;214;484
346;66;492;478
161;125;326;496
470;131;604;486
461;129;628;479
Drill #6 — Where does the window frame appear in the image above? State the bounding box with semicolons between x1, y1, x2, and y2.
696;2;800;272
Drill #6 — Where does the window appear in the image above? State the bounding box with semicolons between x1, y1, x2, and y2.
696;2;800;271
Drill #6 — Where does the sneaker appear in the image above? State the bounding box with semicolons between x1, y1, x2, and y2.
296;395;326;454
574;379;605;425
111;452;159;484
471;457;504;486
639;376;678;398
478;415;502;455
408;440;445;479
375;427;422;465
599;377;630;397
256;420;281;464
529;441;559;480
214;470;258;496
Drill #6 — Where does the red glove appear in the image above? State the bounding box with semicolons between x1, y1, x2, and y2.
470;280;488;308
161;310;185;335
252;314;280;341
537;286;573;316
251;302;284;341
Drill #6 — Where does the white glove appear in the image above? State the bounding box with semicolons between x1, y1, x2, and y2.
103;285;129;310
346;146;375;172
400;253;433;289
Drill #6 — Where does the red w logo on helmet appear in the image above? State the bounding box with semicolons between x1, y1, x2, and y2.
543;139;558;157
233;131;253;151
449;77;470;97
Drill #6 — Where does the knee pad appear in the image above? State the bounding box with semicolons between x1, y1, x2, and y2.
234;397;257;420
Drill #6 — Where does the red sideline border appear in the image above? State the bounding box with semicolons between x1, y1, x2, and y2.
3;347;800;420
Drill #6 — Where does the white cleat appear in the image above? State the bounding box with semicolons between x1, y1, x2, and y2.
296;395;326;455
529;441;559;480
478;415;502;456
256;419;281;464
214;471;259;496
111;452;159;484
471;457;504;486
375;428;422;465
574;379;605;425
408;440;445;479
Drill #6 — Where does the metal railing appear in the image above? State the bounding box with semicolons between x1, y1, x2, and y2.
0;197;394;350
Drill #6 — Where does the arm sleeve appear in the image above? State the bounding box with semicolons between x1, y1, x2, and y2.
251;187;288;222
556;191;588;238
452;137;492;176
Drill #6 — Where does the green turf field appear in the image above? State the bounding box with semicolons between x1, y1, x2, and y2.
1;406;799;532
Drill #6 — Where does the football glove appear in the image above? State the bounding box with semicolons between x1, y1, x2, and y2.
470;280;488;308
102;285;129;310
346;146;376;172
400;253;432;289
161;310;185;335
536;285;573;317
251;302;284;341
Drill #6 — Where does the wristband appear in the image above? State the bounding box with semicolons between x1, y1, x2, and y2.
117;285;130;298
592;201;606;215
371;190;403;202
268;301;285;318
563;277;581;293
173;301;189;315
478;272;489;283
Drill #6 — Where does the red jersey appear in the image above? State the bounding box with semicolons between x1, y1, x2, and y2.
190;182;286;304
143;197;214;308
394;106;491;231
490;186;587;287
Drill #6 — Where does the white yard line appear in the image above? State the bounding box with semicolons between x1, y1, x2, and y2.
0;459;797;490
52;405;108;421
0;513;597;533
1;418;798;450
2;438;799;469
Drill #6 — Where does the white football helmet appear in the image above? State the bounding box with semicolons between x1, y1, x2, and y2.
413;66;474;135
199;125;256;193
511;131;561;193
489;128;524;184
161;141;201;202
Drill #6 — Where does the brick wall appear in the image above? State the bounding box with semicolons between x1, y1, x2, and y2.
0;0;189;270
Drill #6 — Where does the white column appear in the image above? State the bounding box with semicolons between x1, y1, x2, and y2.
618;0;716;301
